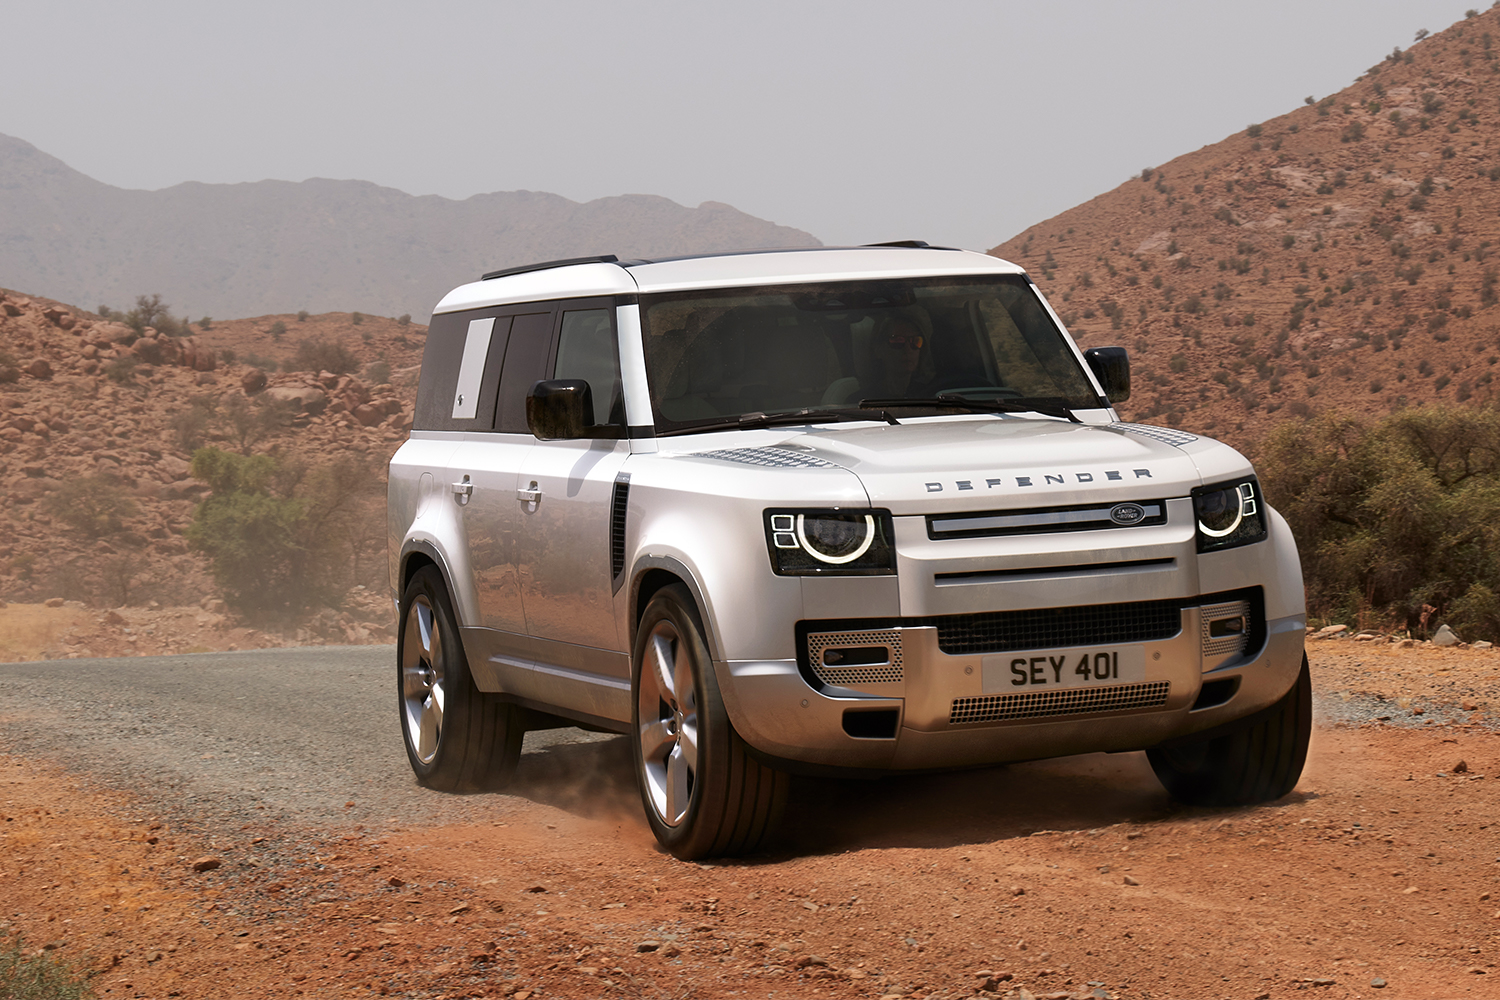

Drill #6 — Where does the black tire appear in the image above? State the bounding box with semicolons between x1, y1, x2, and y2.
631;584;787;860
398;565;524;792
1147;654;1312;807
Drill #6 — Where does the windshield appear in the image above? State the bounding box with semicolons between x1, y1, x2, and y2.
639;275;1101;434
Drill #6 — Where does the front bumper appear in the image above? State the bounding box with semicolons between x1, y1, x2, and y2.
712;600;1306;773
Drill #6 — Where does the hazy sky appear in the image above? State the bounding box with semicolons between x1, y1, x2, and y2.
2;1;1476;252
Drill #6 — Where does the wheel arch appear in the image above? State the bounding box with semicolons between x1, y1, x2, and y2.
628;556;724;662
398;539;467;627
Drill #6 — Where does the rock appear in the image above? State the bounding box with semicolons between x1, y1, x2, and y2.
190;856;222;872
352;403;385;426
44;597;64;608
241;369;267;394
0;366;18;384
42;306;72;327
104;610;126;626
25;359;52;380
1453;760;1469;774
1434;624;1460;646
636;940;661;952
385;876;405;888
1123;875;1141;886
1316;624;1348;636
1474;641;1494;650
1354;632;1380;641
1371;978;1387;988
264;385;328;415
1394;637;1416;648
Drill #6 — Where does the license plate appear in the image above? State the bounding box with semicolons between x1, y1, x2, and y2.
981;647;1147;692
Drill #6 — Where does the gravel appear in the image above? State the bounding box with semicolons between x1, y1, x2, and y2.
0;645;621;836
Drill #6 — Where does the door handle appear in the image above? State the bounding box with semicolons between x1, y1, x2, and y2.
451;476;472;505
517;481;542;505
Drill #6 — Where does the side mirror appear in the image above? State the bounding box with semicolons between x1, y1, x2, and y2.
1083;347;1131;403
526;379;592;440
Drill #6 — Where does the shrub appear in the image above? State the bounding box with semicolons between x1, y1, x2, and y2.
1258;407;1500;633
269;320;287;342
1246;123;1263;138
0;927;96;999
50;476;137;538
350;312;364;325
297;310;310;322
365;360;392;385
199;316;212;330
187;448;385;620
290;337;359;374
397;313;412;326
104;355;137;383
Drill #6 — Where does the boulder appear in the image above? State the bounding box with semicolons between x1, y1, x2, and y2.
1433;624;1461;646
264;384;328;415
241;369;268;394
25;359;52;380
352;403;385;426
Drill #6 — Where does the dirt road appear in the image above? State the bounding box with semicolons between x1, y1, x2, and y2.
1;644;1497;999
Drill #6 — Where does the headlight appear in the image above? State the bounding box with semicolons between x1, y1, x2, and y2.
764;509;896;576
1192;477;1267;553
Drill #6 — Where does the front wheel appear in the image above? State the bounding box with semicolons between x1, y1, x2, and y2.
632;584;787;860
1147;654;1312;807
398;566;524;791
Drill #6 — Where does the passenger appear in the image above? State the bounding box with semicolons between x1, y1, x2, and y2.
868;315;925;398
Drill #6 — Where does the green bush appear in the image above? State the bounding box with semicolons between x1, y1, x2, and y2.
269;320;287;342
104;355;137;383
0;927;95;999
1259;407;1500;637
350;311;364;325
397;313;412;326
364;360;392;385
187;448;385;620
297;310;310;322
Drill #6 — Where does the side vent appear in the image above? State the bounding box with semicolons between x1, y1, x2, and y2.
610;475;631;589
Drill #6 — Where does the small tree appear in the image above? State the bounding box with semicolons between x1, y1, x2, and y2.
51;476;137;537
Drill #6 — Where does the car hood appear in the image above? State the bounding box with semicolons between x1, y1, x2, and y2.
763;416;1228;514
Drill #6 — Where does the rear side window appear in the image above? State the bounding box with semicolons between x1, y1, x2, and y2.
413;310;511;431
554;308;624;427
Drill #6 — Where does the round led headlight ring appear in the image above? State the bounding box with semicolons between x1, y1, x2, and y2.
1197;484;1250;538
796;514;877;564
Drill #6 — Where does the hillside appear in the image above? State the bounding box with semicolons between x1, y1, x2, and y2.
0;289;420;654
0;134;820;323
992;10;1500;452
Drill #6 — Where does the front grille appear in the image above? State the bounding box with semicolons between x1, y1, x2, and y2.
932;599;1184;655
807;629;904;685
950;681;1172;725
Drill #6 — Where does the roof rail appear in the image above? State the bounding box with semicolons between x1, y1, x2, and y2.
481;255;619;281
862;240;930;248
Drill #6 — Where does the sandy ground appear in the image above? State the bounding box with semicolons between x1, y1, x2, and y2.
2;644;1498;1000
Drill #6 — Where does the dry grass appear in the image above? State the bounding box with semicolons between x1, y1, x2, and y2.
0;605;89;662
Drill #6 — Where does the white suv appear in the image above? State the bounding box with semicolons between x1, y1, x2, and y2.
388;245;1309;859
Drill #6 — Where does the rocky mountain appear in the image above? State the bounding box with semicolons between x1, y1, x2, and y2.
991;10;1500;453
0;133;820;323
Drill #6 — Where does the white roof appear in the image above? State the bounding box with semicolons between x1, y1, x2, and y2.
433;248;1026;314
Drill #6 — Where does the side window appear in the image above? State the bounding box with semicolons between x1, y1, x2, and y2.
413;310;511;431
554;308;623;428
495;311;556;433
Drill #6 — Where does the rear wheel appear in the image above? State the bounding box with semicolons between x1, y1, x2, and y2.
632;584;787;860
1147;654;1311;807
398;566;524;791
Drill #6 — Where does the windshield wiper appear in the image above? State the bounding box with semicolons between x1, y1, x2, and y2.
657;407;899;437
857;395;1080;423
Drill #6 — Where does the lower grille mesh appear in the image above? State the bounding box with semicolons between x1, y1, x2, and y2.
949;681;1172;725
933;599;1184;655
